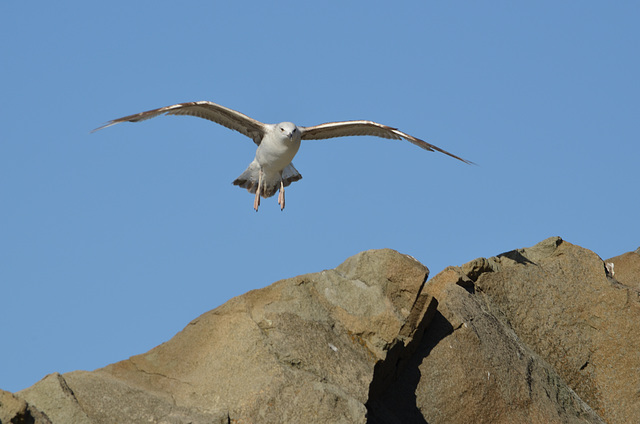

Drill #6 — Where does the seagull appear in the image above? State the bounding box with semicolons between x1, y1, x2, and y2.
93;101;473;211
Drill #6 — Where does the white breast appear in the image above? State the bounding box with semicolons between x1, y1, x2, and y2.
255;127;301;173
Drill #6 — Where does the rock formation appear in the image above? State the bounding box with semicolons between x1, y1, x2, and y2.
1;238;638;423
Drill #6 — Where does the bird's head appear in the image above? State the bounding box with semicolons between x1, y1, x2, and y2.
277;122;300;141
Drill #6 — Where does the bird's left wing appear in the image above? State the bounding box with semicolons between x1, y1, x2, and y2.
300;120;473;164
92;101;267;145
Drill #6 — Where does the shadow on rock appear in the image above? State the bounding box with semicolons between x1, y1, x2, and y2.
366;309;453;424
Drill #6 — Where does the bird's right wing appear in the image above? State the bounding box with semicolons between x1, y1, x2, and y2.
92;101;267;145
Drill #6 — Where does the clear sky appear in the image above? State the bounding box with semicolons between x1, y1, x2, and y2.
1;1;638;393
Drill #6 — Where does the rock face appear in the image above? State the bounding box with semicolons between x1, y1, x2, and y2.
606;248;640;290
12;249;435;424
0;389;51;424
2;240;639;423
465;238;640;424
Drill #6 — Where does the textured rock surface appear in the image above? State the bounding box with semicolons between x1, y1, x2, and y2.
14;249;435;424
0;389;51;424
606;248;640;290
466;237;640;424
421;269;601;424
2;241;638;423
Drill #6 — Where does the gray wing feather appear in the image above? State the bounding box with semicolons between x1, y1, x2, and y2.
300;120;473;164
92;101;266;145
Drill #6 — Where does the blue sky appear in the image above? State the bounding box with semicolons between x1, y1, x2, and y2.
1;2;638;392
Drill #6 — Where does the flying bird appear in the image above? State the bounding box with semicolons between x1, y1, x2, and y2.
93;101;473;211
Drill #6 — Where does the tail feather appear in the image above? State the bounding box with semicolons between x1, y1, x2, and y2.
233;162;302;198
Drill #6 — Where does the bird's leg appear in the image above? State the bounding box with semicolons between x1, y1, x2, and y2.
278;180;285;211
254;171;262;212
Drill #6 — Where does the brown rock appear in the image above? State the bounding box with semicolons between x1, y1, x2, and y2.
15;249;434;424
606;249;640;290
387;266;601;424
0;389;51;424
467;237;640;424
4;241;636;423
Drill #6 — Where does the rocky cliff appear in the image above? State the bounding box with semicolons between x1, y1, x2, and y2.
1;238;638;424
